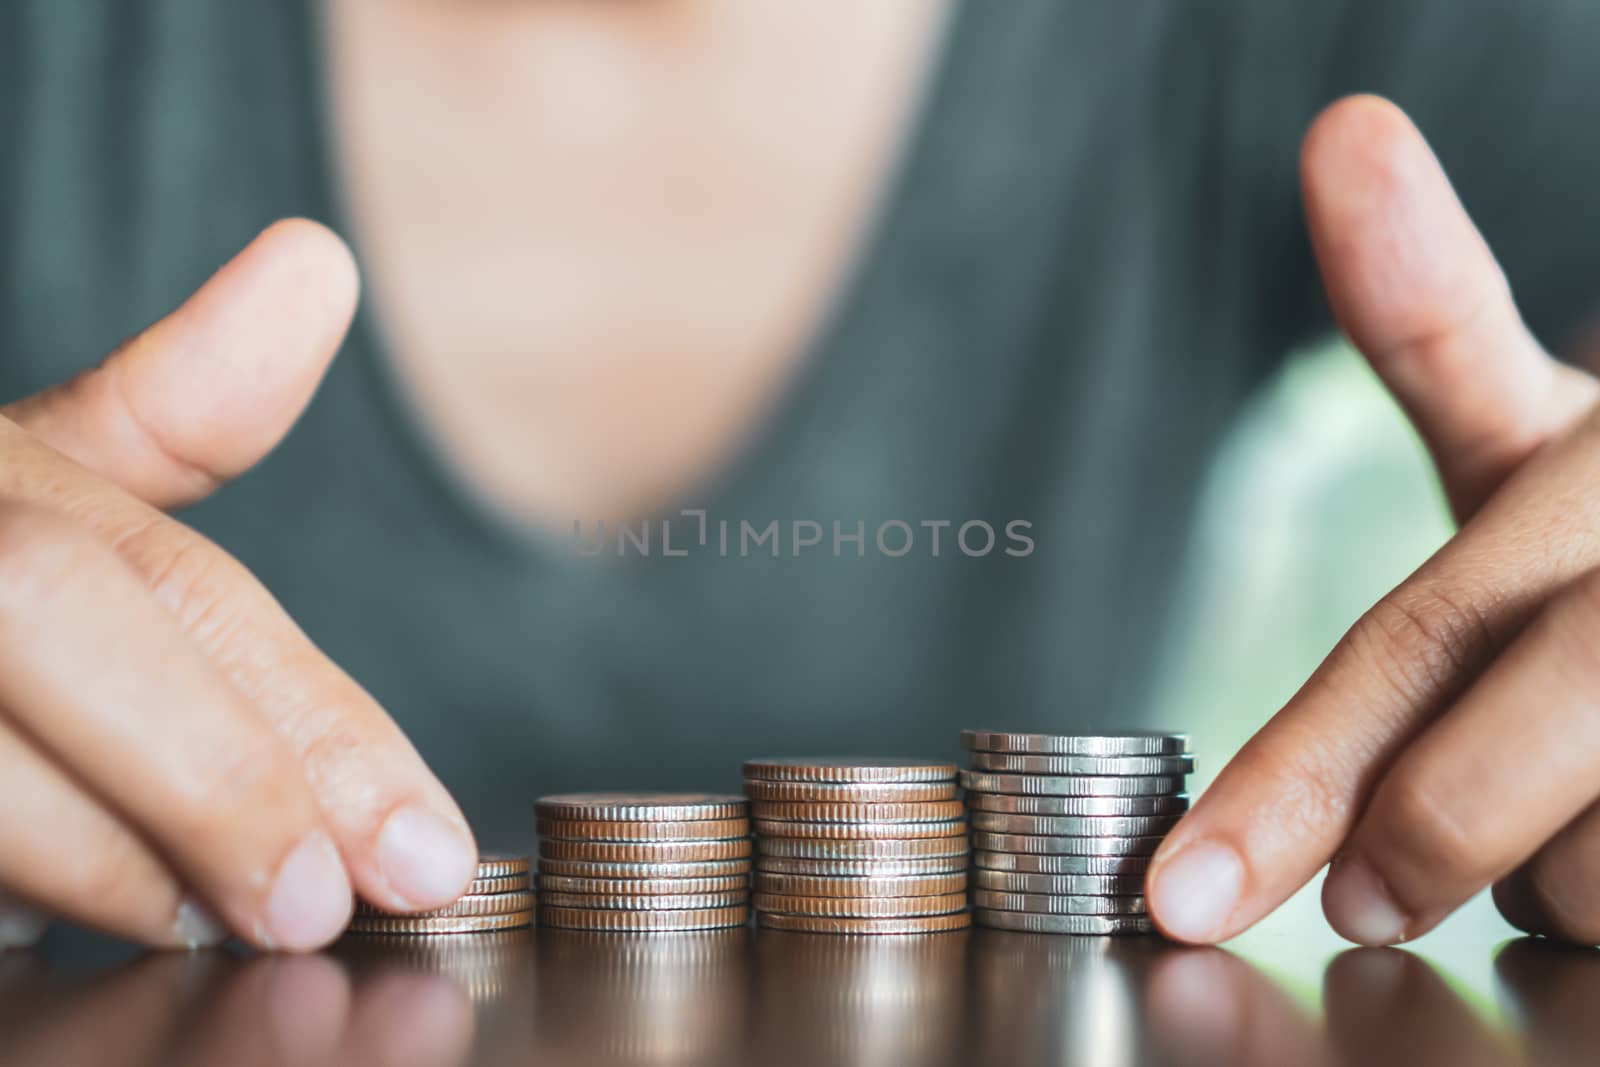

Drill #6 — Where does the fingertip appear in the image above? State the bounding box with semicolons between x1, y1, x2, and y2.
371;805;478;912
250;218;361;328
1146;838;1246;944
1300;94;1416;189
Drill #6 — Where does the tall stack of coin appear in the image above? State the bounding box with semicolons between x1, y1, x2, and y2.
959;731;1193;935
534;793;752;931
345;852;534;935
744;758;970;934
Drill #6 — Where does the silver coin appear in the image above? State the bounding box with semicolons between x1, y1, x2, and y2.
966;793;1189;816
967;752;1195;776
970;832;1164;856
967;812;1184;837
755;855;969;877
961;730;1188;756
756;836;969;860
959;771;1186;797
972;869;1145;895
972;850;1150;875
973;909;1156;935
972;889;1147;915
535;857;751;880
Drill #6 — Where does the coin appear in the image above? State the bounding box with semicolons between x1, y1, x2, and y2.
971;890;1147;915
967;812;1184;837
539;905;750;931
742;780;958;803
537;817;749;842
972;910;1155;935
536;874;749;896
958;772;1186;796
754;855;968;877
475;852;532;877
750;800;965;823
540;890;748;911
970;832;1164;856
536;857;752;880
966;752;1196;776
971;850;1151;875
960;730;1188;756
754;872;968;898
539;838;753;863
756;911;971;935
757;836;968;860
753;819;965;840
534;793;749;822
965;793;1190;816
465;874;531;895
742;757;957;784
345;911;535;935
754;890;967;918
972;869;1144;895
354;890;535;918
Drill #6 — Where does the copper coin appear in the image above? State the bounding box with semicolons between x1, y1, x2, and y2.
355;890;534;918
750;800;964;823
958;772;1186;797
465;874;531;895
756;911;971;935
345;911;534;935
971;889;1147;915
960;730;1189;756
755;855;968;877
969;832;1163;856
743;780;958;803
967;812;1184;837
757;836;967;860
475;853;531;877
965;793;1190;816
536;857;752;880
538;905;750;931
967;752;1196;776
742;758;957;784
754;872;967;898
537;873;748;895
539;889;747;911
753;819;965;840
972;869;1144;895
537;817;749;842
534;792;748;822
539;838;753;863
753;891;967;918
971;850;1151;875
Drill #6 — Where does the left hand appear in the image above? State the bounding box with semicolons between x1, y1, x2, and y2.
1146;95;1600;946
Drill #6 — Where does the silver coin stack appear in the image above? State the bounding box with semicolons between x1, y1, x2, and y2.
958;731;1193;935
744;758;972;934
534;793;754;932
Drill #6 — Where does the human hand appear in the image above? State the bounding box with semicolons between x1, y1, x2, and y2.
0;220;476;952
1147;96;1600;946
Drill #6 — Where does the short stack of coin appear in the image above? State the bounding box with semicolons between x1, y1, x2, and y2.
535;793;752;931
345;852;534;935
959;731;1193;935
744;758;970;935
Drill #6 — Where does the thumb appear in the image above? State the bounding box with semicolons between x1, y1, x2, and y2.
4;218;359;510
1302;95;1597;521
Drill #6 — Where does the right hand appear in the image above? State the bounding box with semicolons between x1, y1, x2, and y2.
0;220;477;952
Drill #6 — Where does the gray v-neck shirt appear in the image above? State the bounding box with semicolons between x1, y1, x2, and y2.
3;1;1599;846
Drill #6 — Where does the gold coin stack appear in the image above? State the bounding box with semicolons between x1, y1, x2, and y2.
345;852;534;935
743;758;971;934
534;793;752;931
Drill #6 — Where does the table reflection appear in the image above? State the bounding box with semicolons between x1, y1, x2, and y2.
2;928;1598;1066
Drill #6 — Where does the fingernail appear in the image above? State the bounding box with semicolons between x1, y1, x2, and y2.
173;897;229;949
1323;856;1407;946
265;831;351;951
1149;840;1245;942
377;806;476;910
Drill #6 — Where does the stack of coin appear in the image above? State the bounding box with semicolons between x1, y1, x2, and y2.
534;793;752;931
744;758;970;935
958;731;1193;935
345;852;534;935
